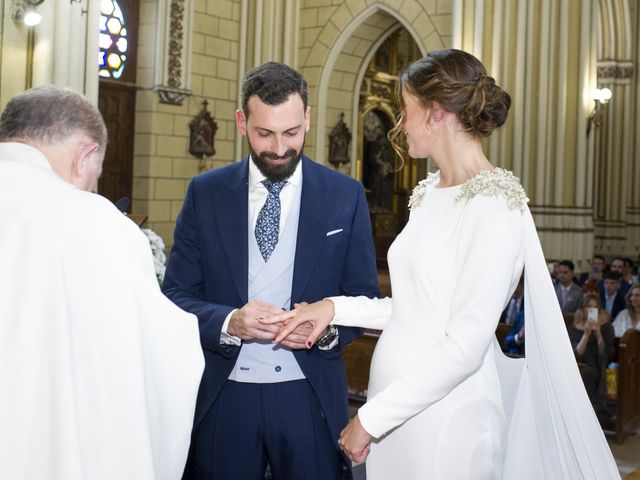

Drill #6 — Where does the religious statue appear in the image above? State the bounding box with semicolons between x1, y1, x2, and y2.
189;100;217;171
328;112;352;169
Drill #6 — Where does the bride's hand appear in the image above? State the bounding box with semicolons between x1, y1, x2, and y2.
338;415;372;463
259;299;335;347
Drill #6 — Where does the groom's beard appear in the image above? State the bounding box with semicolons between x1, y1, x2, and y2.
249;139;304;182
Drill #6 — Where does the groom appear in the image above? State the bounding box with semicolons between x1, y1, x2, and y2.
163;62;378;479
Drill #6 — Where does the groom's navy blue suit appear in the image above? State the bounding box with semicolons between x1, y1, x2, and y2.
163;156;378;479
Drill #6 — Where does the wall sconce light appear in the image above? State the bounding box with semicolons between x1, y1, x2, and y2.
587;87;612;137
13;0;44;27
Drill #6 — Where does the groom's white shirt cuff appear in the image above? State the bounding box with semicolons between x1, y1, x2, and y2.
220;310;242;345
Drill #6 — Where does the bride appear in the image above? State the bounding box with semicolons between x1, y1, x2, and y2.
266;49;619;479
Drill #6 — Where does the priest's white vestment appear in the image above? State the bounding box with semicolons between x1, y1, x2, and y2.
0;142;204;479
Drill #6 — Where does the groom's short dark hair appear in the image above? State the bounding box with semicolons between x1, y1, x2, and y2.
241;62;308;117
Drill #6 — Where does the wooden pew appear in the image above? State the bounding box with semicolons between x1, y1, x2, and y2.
343;271;389;401
607;329;640;444
343;330;380;402
495;323;512;350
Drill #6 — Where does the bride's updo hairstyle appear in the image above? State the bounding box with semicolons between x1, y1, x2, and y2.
389;49;511;154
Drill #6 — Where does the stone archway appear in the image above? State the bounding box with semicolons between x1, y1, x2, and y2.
297;0;452;165
296;0;452;269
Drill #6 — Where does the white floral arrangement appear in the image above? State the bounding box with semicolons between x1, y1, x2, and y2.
142;228;167;284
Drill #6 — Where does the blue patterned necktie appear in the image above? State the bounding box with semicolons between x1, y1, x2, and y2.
255;180;287;261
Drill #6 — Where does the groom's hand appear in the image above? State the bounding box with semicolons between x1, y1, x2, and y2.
279;321;315;349
227;300;284;341
261;299;335;347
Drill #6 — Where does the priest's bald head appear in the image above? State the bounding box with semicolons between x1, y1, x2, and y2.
0;86;107;191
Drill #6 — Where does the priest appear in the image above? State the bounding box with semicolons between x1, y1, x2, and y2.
0;86;204;479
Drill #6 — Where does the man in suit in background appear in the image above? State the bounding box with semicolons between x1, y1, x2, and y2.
600;271;626;320
163;62;379;479
503;311;525;355
500;276;524;325
555;260;582;313
598;257;631;297
577;254;605;286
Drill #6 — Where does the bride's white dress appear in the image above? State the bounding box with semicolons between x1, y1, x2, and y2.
331;170;619;479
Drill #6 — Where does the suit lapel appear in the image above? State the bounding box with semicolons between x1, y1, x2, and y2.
291;158;329;304
214;157;249;304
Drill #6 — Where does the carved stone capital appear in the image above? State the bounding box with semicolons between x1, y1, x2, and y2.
597;60;634;83
154;85;191;105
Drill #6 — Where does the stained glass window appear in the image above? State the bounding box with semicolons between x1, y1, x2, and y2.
99;0;127;79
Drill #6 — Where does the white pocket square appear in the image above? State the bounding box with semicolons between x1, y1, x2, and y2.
326;229;343;236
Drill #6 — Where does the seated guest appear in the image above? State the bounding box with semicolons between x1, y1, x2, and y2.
555;260;582;313
548;259;560;286
500;276;524;325
622;257;638;285
568;295;615;405
503;311;525;355
612;283;640;337
0;86;204;479
598;257;630;296
577;255;605;286
581;282;601;305
600;271;626;320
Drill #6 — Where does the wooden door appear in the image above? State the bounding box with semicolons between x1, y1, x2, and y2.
98;82;136;205
97;0;138;207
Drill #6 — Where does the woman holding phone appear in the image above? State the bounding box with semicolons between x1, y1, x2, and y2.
569;294;615;404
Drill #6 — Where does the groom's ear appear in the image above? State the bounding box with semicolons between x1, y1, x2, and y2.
304;106;311;132
236;109;247;136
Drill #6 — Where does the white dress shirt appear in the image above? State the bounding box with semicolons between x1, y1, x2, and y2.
604;292;616;314
248;156;302;235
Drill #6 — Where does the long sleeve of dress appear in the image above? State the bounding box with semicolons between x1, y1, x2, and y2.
328;295;393;331
358;196;524;438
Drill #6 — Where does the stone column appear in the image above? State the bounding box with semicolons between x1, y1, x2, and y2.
592;0;639;258
454;0;598;270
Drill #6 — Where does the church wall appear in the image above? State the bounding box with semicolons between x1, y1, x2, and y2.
455;0;600;271
0;2;29;108
0;0;97;108
299;0;451;170
592;0;639;259
628;0;640;261
132;0;242;244
0;0;635;262
136;0;454;247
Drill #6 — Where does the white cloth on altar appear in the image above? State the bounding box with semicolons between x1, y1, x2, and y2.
329;173;619;479
0;142;204;480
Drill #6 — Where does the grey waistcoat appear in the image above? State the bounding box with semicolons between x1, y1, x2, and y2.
228;183;306;383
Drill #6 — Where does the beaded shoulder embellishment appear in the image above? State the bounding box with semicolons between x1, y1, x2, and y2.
408;168;528;211
408;171;439;210
456;168;528;211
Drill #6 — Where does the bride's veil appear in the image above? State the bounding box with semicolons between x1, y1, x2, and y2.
495;208;620;480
